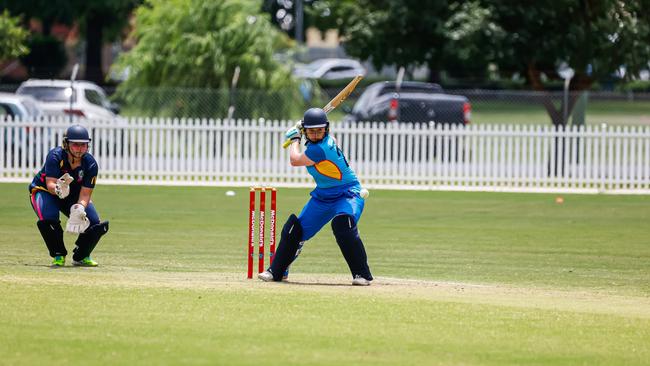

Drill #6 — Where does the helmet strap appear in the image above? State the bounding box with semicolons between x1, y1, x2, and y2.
68;150;81;164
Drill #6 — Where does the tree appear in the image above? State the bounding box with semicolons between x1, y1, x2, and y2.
313;0;650;125
262;0;326;44
477;0;650;125
20;34;67;78
112;0;299;118
71;0;142;84
0;10;29;61
0;0;139;83
114;0;294;89
307;0;491;81
0;0;73;36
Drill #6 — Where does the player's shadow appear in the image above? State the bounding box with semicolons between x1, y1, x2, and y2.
284;280;357;287
21;263;84;269
21;263;57;267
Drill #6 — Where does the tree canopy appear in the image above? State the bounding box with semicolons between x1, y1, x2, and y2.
111;0;301;118
0;0;140;82
308;0;495;81
0;10;29;62
312;0;650;125
113;0;294;90
479;1;650;85
477;0;650;124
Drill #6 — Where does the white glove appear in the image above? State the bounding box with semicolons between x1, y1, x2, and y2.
55;173;74;199
66;204;90;233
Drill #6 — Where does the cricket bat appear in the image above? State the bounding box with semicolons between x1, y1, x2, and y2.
282;75;363;148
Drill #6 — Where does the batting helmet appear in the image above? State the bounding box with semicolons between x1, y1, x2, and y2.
64;125;91;143
301;108;329;143
62;125;91;155
301;108;329;129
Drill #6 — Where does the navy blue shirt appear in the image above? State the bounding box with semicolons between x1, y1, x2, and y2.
29;147;98;200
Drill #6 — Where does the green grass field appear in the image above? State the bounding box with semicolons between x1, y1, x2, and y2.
1;183;649;365
469;100;650;126
327;99;650;126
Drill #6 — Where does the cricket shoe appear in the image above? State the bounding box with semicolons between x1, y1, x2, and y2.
258;269;288;282
258;270;274;282
51;256;65;267
352;275;371;286
72;257;98;267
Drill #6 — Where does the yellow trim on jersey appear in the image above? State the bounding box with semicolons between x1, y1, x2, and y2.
91;176;97;185
314;160;342;180
31;186;50;195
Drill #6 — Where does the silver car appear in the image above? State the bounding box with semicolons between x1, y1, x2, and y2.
0;92;44;120
293;58;366;80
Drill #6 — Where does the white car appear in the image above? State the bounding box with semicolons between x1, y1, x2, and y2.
0;92;48;153
16;79;119;120
293;58;366;80
0;92;44;120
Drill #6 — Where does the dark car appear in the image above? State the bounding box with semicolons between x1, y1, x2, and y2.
345;81;471;125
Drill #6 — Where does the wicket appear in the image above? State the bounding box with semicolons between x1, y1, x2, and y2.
247;187;276;279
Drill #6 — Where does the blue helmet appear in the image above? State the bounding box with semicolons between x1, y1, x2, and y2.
64;125;91;143
63;125;91;154
301;108;329;143
301;108;329;129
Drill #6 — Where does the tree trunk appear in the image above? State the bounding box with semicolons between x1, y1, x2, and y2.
527;62;564;126
85;11;104;84
526;62;595;126
42;18;52;36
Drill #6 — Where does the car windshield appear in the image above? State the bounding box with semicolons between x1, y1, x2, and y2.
304;59;332;72
19;86;75;103
352;84;383;114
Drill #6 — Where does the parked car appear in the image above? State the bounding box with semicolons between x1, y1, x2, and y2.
293;58;366;80
0;92;49;159
0;92;44;120
16;79;119;120
345;81;471;125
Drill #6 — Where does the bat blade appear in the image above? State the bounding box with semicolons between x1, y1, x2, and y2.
322;75;364;113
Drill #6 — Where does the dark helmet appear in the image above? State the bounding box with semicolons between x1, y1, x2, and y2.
301;108;329;143
301;108;329;129
63;125;91;152
64;125;91;143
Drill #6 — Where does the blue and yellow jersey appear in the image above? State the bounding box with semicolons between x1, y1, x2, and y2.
29;147;98;198
304;135;360;200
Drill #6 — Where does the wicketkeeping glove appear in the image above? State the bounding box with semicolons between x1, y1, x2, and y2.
66;203;90;233
55;173;74;199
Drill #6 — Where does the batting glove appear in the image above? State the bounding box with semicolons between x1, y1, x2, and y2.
285;122;303;142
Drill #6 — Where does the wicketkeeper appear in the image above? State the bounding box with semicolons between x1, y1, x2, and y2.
28;125;109;267
259;108;373;285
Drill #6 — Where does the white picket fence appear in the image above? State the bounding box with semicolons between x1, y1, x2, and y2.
1;117;649;193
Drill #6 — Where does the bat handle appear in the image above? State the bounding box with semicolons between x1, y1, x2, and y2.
282;138;293;149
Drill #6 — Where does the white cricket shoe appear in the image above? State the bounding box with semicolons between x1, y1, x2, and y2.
352;275;371;286
258;270;274;282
